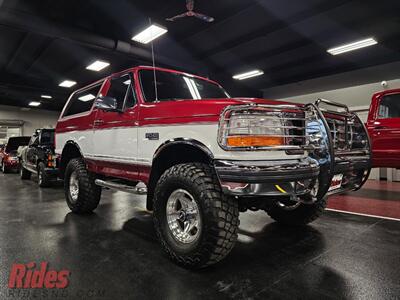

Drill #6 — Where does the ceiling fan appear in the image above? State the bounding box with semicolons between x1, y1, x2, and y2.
166;0;215;23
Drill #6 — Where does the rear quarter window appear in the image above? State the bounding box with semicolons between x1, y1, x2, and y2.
63;83;102;117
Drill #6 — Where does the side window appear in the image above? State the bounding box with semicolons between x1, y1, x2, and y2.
378;94;400;119
106;75;135;110
63;84;102;117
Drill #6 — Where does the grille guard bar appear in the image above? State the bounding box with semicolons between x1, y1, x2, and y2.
216;100;371;198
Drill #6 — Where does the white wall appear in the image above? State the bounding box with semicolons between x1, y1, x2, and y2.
266;79;400;107
0;105;60;136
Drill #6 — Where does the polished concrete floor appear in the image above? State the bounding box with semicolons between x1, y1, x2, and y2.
1;172;399;300
328;180;400;219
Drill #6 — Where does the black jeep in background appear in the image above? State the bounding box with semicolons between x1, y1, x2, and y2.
20;129;59;187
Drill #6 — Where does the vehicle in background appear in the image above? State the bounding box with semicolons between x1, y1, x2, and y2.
0;136;30;173
366;88;400;168
20;129;58;187
56;66;371;268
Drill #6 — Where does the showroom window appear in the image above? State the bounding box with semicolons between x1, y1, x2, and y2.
106;75;136;110
0;126;22;145
63;83;102;117
139;69;228;102
378;94;400;119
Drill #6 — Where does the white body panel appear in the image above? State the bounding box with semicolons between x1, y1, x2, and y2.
56;129;94;157
92;126;138;163
56;123;304;166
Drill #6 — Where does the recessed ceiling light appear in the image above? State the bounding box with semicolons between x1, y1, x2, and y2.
29;101;41;107
327;38;378;55
41;95;52;99
59;80;77;88
78;94;96;102
86;60;110;72
132;24;168;44
233;70;264;80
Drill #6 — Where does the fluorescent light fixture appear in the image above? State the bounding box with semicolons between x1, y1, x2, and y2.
86;60;110;71
41;95;52;99
78;94;96;102
59;80;77;88
29;101;41;107
327;38;378;55
233;70;264;80
132;24;168;44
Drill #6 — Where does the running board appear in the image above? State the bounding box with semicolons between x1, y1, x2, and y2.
95;179;147;195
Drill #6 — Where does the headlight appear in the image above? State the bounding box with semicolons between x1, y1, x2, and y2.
223;113;284;148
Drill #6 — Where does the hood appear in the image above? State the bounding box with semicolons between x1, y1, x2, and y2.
140;97;301;120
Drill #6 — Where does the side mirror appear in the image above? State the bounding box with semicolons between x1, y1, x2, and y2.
95;96;119;112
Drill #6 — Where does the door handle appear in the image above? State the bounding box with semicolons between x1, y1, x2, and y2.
374;126;388;130
94;119;104;126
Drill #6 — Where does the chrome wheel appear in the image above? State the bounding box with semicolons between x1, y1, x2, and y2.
166;189;201;244
69;171;79;203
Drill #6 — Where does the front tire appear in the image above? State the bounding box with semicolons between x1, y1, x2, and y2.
266;196;327;226
20;165;31;180
64;158;101;214
153;163;239;269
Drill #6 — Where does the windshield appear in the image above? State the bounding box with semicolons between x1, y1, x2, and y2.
139;69;229;102
5;137;30;152
40;130;55;145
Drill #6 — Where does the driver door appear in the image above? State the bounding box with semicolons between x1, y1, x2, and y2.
370;92;400;167
93;73;139;179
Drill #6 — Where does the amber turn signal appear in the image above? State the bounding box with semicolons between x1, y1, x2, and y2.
226;136;284;147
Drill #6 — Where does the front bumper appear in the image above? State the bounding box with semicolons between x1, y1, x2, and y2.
214;157;319;183
214;158;319;197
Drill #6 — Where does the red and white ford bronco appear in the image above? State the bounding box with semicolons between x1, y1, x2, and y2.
56;66;371;268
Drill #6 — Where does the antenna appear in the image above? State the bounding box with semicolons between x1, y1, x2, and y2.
149;18;159;102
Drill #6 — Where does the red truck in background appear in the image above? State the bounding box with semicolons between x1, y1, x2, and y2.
366;88;400;168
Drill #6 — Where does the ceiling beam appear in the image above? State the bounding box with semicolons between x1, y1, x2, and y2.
191;0;353;60
0;8;205;74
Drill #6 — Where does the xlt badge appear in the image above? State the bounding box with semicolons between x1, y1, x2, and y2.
145;133;159;140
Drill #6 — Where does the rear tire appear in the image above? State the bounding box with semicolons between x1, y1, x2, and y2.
20;165;31;180
266;196;327;226
153;163;239;269
38;162;50;187
64;158;101;214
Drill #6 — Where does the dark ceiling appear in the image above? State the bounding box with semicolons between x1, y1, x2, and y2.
0;0;399;111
